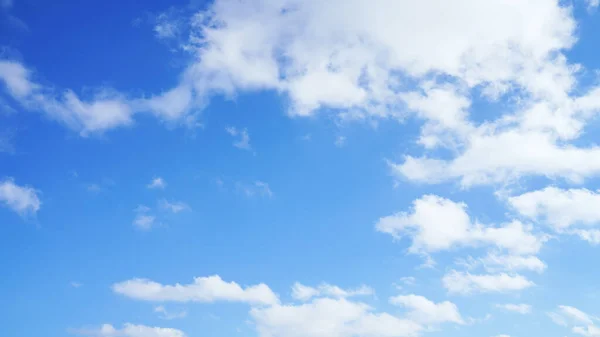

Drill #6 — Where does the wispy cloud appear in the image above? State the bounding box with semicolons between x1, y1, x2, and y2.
236;181;273;198
148;177;167;189
225;127;252;151
159;199;190;213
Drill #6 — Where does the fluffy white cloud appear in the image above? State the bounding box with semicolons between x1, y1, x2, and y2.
184;0;575;117
496;303;532;314
389;294;464;325
509;187;600;231
376;195;544;255
112;275;279;306
291;283;374;301
72;323;185;337
148;177;167;189
0;178;41;215
442;270;534;294
391;128;600;187
250;297;422;337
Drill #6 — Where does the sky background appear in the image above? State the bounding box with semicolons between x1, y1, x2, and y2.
2;1;600;337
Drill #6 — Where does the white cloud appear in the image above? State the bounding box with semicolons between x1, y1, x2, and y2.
399;277;416;287
225;127;252;151
492;335;511;337
291;283;374;301
389;294;464;325
574;325;600;337
480;253;547;274
133;214;155;230
236;181;273;198
549;305;600;336
586;0;600;11
71;282;83;288
509;187;600;231
496;303;532;314
148;177;167;189
0;178;41;215
442;270;534;295
154;306;187;320
159;199;189;213
112;275;279;306
0;60;199;136
557;305;594;325
182;0;576;120
71;323;185;337
250;297;422;337
376;195;544;255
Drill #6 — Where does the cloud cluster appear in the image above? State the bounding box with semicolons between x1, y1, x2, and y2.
109;275;465;337
112;275;280;306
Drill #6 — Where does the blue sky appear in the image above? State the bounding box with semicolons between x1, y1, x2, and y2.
3;0;600;337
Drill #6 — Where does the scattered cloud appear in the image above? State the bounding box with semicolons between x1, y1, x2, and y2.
148;177;167;189
509;187;600;236
71;282;83;288
133;214;156;231
291;283;374;301
549;305;600;337
0;178;41;215
389;294;464;325
112;275;279;306
250;297;422;337
159;199;189;213
334;136;346;148
236;181;273;198
496;303;532;314
442;270;534;295
70;323;185;337
376;195;545;255
225;127;252;151
154;306;187;320
132;205;155;230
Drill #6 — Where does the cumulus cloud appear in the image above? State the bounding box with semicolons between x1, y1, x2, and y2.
291;283;374;301
112;275;279;306
442;270;534;294
250;297;422;337
389;294;464;325
376;195;544;255
71;323;185;337
509;187;600;231
0;178;41;215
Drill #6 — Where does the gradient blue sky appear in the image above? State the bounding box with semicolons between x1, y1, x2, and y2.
2;1;600;337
